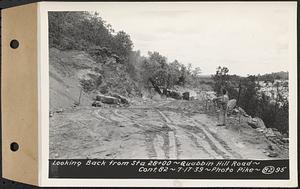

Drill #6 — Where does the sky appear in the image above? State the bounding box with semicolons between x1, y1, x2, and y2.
92;2;296;76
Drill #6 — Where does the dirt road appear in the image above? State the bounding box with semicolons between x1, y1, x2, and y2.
50;99;288;159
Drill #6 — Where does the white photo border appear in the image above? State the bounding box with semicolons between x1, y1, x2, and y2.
38;1;298;187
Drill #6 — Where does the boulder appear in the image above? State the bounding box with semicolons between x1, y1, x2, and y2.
189;91;197;99
182;92;190;100
281;138;289;143
256;128;265;133
264;128;276;137
92;101;102;107
267;152;278;157
273;131;282;137
163;88;169;96
232;108;239;115
95;94;120;104
170;91;182;100
111;94;129;104
55;108;63;113
255;117;266;129
237;107;247;116
247;118;256;128
227;99;237;112
152;93;161;101
247;117;266;129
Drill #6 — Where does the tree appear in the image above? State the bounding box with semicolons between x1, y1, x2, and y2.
239;75;260;116
212;66;230;95
139;51;203;92
49;11;133;61
112;31;133;60
178;64;187;86
141;52;169;91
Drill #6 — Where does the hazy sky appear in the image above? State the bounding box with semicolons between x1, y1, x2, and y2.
93;2;296;76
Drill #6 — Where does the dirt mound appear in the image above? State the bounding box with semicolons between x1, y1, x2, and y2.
50;48;141;111
50;48;95;111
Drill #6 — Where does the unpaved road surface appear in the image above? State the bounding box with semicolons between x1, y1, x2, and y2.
50;99;288;159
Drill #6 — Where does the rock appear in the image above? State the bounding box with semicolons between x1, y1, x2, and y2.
182;92;190;100
267;152;278;157
256;128;265;133
152;93;161;101
227;99;237;112
169;91;182;100
247;118;257;128
256;118;266;129
204;91;217;101
96;94;120;104
264;128;276;137
247;117;266;129
237;107;247;116
56;108;63;113
232;108;239;114
268;145;274;151
163;88;169;96
111;54;121;63
281;138;289;143
92;101;102;107
273;131;282;137
111;94;129;104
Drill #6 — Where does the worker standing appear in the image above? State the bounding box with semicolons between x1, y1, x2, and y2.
214;88;229;126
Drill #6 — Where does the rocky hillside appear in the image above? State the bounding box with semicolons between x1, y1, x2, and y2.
49;48;140;111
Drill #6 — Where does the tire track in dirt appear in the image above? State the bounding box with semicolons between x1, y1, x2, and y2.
156;110;177;159
173;124;224;159
191;119;240;159
157;109;210;159
112;109;148;129
158;110;235;159
129;108;174;159
145;133;158;159
112;109;168;159
109;107;241;159
185;131;218;158
113;109;131;121
157;100;174;108
198;122;243;159
92;109;113;122
153;134;166;159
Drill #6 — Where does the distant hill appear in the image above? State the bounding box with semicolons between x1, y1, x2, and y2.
258;71;288;81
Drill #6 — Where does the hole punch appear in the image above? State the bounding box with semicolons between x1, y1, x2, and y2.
10;142;19;152
10;39;19;49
